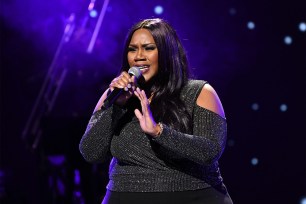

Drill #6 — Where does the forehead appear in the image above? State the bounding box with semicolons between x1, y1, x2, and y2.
130;29;155;44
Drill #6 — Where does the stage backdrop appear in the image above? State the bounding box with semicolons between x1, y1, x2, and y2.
1;0;305;203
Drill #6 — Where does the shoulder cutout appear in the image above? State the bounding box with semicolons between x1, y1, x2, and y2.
196;83;225;118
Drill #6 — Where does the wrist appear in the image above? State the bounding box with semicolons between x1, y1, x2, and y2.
152;122;163;138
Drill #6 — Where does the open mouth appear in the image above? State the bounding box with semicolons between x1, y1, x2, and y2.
137;65;150;73
138;65;149;70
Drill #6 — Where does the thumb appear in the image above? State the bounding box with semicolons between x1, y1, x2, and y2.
134;109;143;121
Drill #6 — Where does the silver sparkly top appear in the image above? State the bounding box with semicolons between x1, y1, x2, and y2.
79;80;227;192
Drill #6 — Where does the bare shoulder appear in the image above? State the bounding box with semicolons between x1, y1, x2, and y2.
196;83;225;118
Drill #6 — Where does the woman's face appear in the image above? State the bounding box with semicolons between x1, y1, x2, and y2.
128;29;159;82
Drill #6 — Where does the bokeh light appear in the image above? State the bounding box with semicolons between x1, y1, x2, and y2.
284;36;293;45
251;157;259;166
299;22;306;32
280;104;288;112
89;9;98;18
154;5;164;15
251;103;259;111
247;21;255;30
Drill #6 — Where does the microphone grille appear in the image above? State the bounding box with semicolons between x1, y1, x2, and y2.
128;66;142;79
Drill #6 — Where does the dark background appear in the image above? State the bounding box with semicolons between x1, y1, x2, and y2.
1;0;305;203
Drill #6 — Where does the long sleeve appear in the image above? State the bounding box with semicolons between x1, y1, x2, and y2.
79;105;127;163
152;105;227;166
104;80;228;192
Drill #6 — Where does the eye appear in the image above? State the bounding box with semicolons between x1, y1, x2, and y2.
145;46;156;51
128;47;136;52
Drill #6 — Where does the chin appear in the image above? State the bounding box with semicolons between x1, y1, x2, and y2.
143;74;155;82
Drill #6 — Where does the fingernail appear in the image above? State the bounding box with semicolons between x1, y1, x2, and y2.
124;87;128;91
127;84;131;88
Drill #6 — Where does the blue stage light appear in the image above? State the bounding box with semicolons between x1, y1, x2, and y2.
89;9;98;18
251;157;259;166
154;5;164;15
299;22;306;32
284;36;292;45
247;21;255;30
280;104;288;112
251;103;259;111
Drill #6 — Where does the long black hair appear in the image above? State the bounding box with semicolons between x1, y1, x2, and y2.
121;18;192;133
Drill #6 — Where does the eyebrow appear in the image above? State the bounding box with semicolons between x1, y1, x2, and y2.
129;43;156;47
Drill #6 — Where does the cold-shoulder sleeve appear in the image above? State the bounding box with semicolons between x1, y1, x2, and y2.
79;105;127;163
152;80;227;166
153;106;227;166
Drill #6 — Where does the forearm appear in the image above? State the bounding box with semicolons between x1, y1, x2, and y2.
79;105;127;163
152;111;227;165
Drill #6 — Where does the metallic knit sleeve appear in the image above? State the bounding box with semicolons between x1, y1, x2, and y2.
152;105;227;166
79;105;127;163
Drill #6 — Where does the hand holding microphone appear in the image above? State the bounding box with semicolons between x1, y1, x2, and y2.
103;67;142;108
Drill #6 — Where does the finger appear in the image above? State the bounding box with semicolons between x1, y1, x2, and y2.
128;76;135;90
109;85;115;91
134;89;146;111
128;89;134;95
141;90;153;118
135;88;144;101
141;90;149;102
113;81;124;89
138;90;150;116
117;71;130;87
134;88;141;100
110;78;123;89
117;77;128;88
129;75;135;83
130;75;137;86
138;89;148;105
134;109;143;121
121;71;130;79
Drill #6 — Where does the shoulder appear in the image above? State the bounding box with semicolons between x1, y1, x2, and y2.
196;83;225;118
181;79;207;97
185;79;207;89
180;79;208;113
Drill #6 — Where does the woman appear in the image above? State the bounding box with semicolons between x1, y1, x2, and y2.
79;18;233;204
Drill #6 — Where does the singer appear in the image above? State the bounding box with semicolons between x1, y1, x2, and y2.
79;18;233;204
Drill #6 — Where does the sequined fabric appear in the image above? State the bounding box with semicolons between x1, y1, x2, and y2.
79;80;227;192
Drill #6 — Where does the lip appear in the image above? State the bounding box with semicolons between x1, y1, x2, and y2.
140;67;149;72
139;66;150;74
134;65;150;74
134;65;149;70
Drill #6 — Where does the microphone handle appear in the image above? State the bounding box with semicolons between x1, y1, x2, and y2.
102;66;141;109
102;88;123;109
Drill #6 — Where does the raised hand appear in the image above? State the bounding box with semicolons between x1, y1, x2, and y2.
134;88;161;137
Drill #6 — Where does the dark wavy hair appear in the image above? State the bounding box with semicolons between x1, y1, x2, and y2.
120;18;192;133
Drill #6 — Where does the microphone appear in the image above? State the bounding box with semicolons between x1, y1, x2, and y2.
102;67;142;109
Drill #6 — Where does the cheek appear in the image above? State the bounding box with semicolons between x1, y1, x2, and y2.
152;54;158;68
152;51;158;59
127;54;133;66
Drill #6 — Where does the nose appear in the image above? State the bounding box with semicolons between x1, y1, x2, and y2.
134;49;146;61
